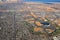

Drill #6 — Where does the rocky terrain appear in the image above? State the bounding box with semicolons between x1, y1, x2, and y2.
0;2;60;40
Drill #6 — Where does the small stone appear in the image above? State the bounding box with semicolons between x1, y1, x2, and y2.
0;27;1;30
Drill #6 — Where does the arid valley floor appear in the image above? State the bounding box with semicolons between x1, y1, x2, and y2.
0;2;60;40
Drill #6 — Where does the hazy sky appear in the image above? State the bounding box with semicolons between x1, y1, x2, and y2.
24;0;60;2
